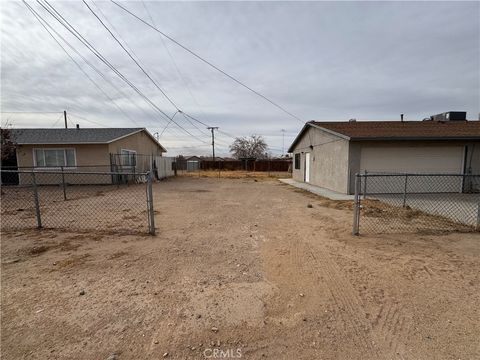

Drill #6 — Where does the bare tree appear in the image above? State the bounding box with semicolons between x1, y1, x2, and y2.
229;135;268;159
1;128;16;162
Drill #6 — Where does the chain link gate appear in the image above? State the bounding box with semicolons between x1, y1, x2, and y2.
1;169;156;235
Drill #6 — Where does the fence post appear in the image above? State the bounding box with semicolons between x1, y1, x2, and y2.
363;170;367;199
402;174;408;207
147;171;156;235
476;201;480;232
352;174;361;236
61;166;67;201
31;172;42;229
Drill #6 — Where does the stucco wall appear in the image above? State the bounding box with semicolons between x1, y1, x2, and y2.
16;143;110;169
16;143;110;185
108;131;164;157
108;131;165;173
291;126;350;193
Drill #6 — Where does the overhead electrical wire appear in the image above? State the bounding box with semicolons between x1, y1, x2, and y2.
86;0;210;139
82;0;178;111
139;0;211;137
0;111;62;114
68;113;110;127
110;0;305;124
50;113;65;127
24;1;157;127
36;0;171;125
37;0;207;144
22;1;141;127
85;0;209;139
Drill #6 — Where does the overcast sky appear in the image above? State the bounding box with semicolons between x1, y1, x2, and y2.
1;1;479;156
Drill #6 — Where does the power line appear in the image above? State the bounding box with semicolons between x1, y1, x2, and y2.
1;111;62;114
50;113;65;127
83;0;179;111
36;0;170;125
68;113;110;127
25;0;153;126
87;0;210;138
38;0;207;144
85;0;213;140
140;0;211;136
23;1;141;127
110;0;305;124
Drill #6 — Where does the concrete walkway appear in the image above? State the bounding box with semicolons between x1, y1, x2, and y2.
279;178;354;201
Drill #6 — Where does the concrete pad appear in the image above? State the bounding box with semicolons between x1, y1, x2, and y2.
279;178;354;201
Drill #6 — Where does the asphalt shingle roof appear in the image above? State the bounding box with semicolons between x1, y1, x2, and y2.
288;120;480;152
313;120;480;139
10;128;145;144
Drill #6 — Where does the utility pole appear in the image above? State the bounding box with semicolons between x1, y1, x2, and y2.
207;127;219;161
64;110;68;129
281;129;286;156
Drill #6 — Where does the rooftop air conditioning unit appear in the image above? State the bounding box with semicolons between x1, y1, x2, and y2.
431;111;466;122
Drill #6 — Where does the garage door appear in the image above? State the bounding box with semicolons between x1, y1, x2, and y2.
360;145;464;193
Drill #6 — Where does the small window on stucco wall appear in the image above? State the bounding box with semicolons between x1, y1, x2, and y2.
121;149;136;166
34;148;76;167
294;153;300;169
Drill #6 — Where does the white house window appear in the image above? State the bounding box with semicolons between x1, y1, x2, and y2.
121;149;136;167
34;148;76;168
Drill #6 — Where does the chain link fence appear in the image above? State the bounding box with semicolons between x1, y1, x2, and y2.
1;170;155;235
352;173;480;235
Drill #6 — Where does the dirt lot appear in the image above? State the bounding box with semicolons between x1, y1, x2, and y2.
1;177;479;359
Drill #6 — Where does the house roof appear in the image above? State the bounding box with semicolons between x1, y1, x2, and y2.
288;120;480;152
9;128;167;151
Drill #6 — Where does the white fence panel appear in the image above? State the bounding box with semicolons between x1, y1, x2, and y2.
155;156;175;179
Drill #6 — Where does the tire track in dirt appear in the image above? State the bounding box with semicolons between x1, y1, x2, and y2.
286;231;379;358
306;246;380;358
373;302;408;359
305;213;412;359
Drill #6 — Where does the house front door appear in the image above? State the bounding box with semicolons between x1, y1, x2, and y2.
304;153;310;183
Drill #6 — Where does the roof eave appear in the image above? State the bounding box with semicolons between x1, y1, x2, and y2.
350;136;480;141
287;122;350;152
138;128;167;152
17;141;109;145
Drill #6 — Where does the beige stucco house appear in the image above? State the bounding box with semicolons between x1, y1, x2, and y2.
288;117;480;195
10;127;166;184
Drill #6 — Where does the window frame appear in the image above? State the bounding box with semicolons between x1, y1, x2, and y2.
294;153;301;170
32;148;77;169
120;148;137;167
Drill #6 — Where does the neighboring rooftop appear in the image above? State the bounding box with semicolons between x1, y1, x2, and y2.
8;128;165;150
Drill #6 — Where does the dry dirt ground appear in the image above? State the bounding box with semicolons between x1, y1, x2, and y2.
1;176;479;360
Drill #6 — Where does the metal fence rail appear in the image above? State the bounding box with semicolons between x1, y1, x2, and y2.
1;170;155;235
353;173;480;235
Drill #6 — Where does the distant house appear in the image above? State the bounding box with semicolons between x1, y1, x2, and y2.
200;156;224;161
288;113;480;194
185;156;201;171
7;127;166;184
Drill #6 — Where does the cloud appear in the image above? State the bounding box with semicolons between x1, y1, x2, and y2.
1;1;479;156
